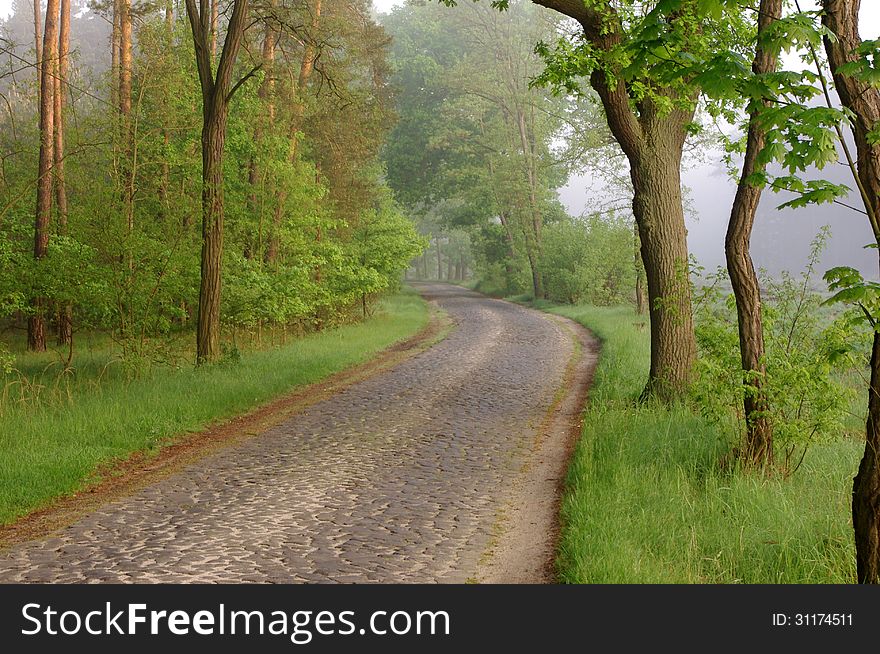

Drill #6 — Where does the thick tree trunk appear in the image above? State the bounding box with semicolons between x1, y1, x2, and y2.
822;0;880;584
629;121;697;400
55;0;72;346
197;109;227;363
725;0;781;468
30;0;60;352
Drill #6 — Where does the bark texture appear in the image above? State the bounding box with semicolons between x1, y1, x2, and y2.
29;0;60;352
822;0;880;584
55;0;72;345
725;0;782;467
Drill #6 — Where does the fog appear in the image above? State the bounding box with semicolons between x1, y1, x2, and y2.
561;158;880;281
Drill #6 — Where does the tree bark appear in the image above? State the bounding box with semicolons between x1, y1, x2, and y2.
822;0;880;584
29;0;60;352
724;0;781;467
55;0;72;345
185;0;250;363
628;106;697;400
532;0;697;399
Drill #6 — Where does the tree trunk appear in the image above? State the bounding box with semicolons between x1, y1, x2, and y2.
29;0;60;352
55;0;72;346
822;0;880;584
185;0;250;364
629;119;697;400
197;107;227;363
724;0;781;468
447;252;455;281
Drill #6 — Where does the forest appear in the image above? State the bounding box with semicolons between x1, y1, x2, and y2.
2;0;880;586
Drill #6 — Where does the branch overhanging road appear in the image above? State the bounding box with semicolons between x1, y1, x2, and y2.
0;284;597;583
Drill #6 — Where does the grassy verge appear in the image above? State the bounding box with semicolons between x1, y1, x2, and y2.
528;300;861;583
0;289;429;525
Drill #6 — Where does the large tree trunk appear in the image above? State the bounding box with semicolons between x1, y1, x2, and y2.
628;110;697;400
197;107;227;363
822;0;880;584
725;0;781;468
55;0;72;346
29;0;60;352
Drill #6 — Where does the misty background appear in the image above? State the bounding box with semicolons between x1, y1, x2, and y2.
3;0;879;279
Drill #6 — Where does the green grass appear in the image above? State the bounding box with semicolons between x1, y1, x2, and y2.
533;302;862;583
0;289;429;525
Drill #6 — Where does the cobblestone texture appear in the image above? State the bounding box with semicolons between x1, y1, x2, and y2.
0;284;574;583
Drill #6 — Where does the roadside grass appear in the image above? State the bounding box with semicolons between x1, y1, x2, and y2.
0;289;429;525
529;301;861;583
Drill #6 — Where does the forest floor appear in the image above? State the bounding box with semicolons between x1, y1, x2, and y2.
0;284;595;583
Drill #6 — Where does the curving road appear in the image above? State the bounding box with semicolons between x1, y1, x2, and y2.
0;284;592;583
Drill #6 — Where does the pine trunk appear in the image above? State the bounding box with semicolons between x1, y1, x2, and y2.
30;0;60;352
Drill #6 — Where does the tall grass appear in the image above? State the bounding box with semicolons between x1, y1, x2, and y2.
0;290;429;525
542;303;861;583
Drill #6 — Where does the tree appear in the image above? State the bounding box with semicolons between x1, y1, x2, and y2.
184;0;252;363
821;0;880;584
29;0;60;352
724;0;782;467
55;0;72;345
526;0;700;400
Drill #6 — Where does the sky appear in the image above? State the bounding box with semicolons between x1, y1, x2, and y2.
3;0;880;275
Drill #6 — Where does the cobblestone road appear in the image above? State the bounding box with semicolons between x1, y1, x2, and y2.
0;284;578;583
